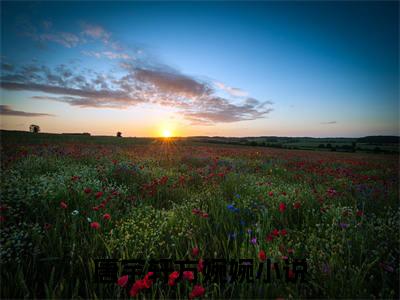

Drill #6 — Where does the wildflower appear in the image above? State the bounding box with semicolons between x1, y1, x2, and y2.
143;272;154;288
356;210;364;217
90;222;100;229
60;201;68;209
192;247;200;257
266;234;274;242
269;191;274;197
183;271;194;281
103;213;111;220
71;210;79;216
250;237;257;245
339;223;349;229
189;284;205;299
95;191;104;199
84;188;92;194
197;258;204;273
92;206;99;211
201;212;209;218
379;262;394;273
228;232;237;240
293;202;301;209
227;204;239;213
87;217;92;223
258;250;267;261
280;229;287;236
192;208;201;215
44;223;52;230
117;275;129;287
168;271;180;286
279;202;286;213
272;229;280;237
129;280;144;297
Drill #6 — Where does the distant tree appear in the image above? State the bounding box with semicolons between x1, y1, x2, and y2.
326;143;332;149
351;142;356;152
116;132;122;138
29;124;40;133
318;144;326;148
373;146;381;154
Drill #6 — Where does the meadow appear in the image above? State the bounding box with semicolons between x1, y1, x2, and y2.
0;131;399;299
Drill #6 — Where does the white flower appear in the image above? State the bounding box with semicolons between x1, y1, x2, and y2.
87;217;92;223
71;210;79;216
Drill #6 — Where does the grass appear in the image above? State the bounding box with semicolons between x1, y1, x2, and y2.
0;132;399;299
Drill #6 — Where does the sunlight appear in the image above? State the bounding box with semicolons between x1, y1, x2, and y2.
162;129;172;138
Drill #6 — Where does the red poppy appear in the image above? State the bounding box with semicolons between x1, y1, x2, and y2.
84;188;92;194
258;250;267;261
269;191;274;197
189;284;205;299
90;222;100;229
197;258;204;273
92;206;99;211
183;271;194;281
192;247;200;257
117;275;129;287
280;229;287;236
279;202;286;213
103;213;111;220
168;271;180;286
356;210;364;217
293;202;301;209
266;234;274;242
95;191;104;199
60;201;68;209
201;212;209;218
192;208;201;215
272;229;279;237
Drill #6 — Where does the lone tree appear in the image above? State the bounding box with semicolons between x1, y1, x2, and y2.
116;132;122;138
29;124;40;133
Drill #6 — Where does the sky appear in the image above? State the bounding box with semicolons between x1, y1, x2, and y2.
0;1;398;137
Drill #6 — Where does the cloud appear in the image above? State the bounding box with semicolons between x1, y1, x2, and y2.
134;68;212;98
320;121;337;125
0;105;55;117
81;22;111;44
0;60;273;124
214;81;248;97
82;51;131;60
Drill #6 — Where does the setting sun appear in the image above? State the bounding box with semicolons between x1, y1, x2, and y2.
162;129;172;138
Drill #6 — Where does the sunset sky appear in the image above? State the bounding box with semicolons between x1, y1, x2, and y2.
0;1;398;137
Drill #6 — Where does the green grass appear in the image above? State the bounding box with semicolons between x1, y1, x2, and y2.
0;132;399;299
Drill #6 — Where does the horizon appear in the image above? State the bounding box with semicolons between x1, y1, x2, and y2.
1;1;399;137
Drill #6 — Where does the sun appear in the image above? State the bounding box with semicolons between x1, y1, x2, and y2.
162;129;172;138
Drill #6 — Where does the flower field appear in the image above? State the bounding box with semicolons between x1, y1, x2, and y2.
0;135;399;299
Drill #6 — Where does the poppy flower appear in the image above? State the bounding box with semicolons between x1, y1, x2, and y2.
183;271;194;281
168;271;180;286
272;229;279;237
189;284;205;299
356;210;364;217
117;275;129;287
293;202;301;209
269;191;274;197
280;229;287;236
192;247;199;257
258;250;267;261
95;191;104;199
197;258;204;273
279;202;286;213
103;213;111;220
201;212;209;218
266;234;274;242
60;201;68;209
90;222;100;229
84;188;92;194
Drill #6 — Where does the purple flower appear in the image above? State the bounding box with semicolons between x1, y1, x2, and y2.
339;223;349;229
250;237;257;245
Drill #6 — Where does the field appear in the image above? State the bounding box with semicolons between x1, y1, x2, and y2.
0;131;399;299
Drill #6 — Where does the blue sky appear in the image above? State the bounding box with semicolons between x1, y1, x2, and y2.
0;1;398;137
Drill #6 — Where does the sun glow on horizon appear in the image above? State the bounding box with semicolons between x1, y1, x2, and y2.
162;129;172;138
